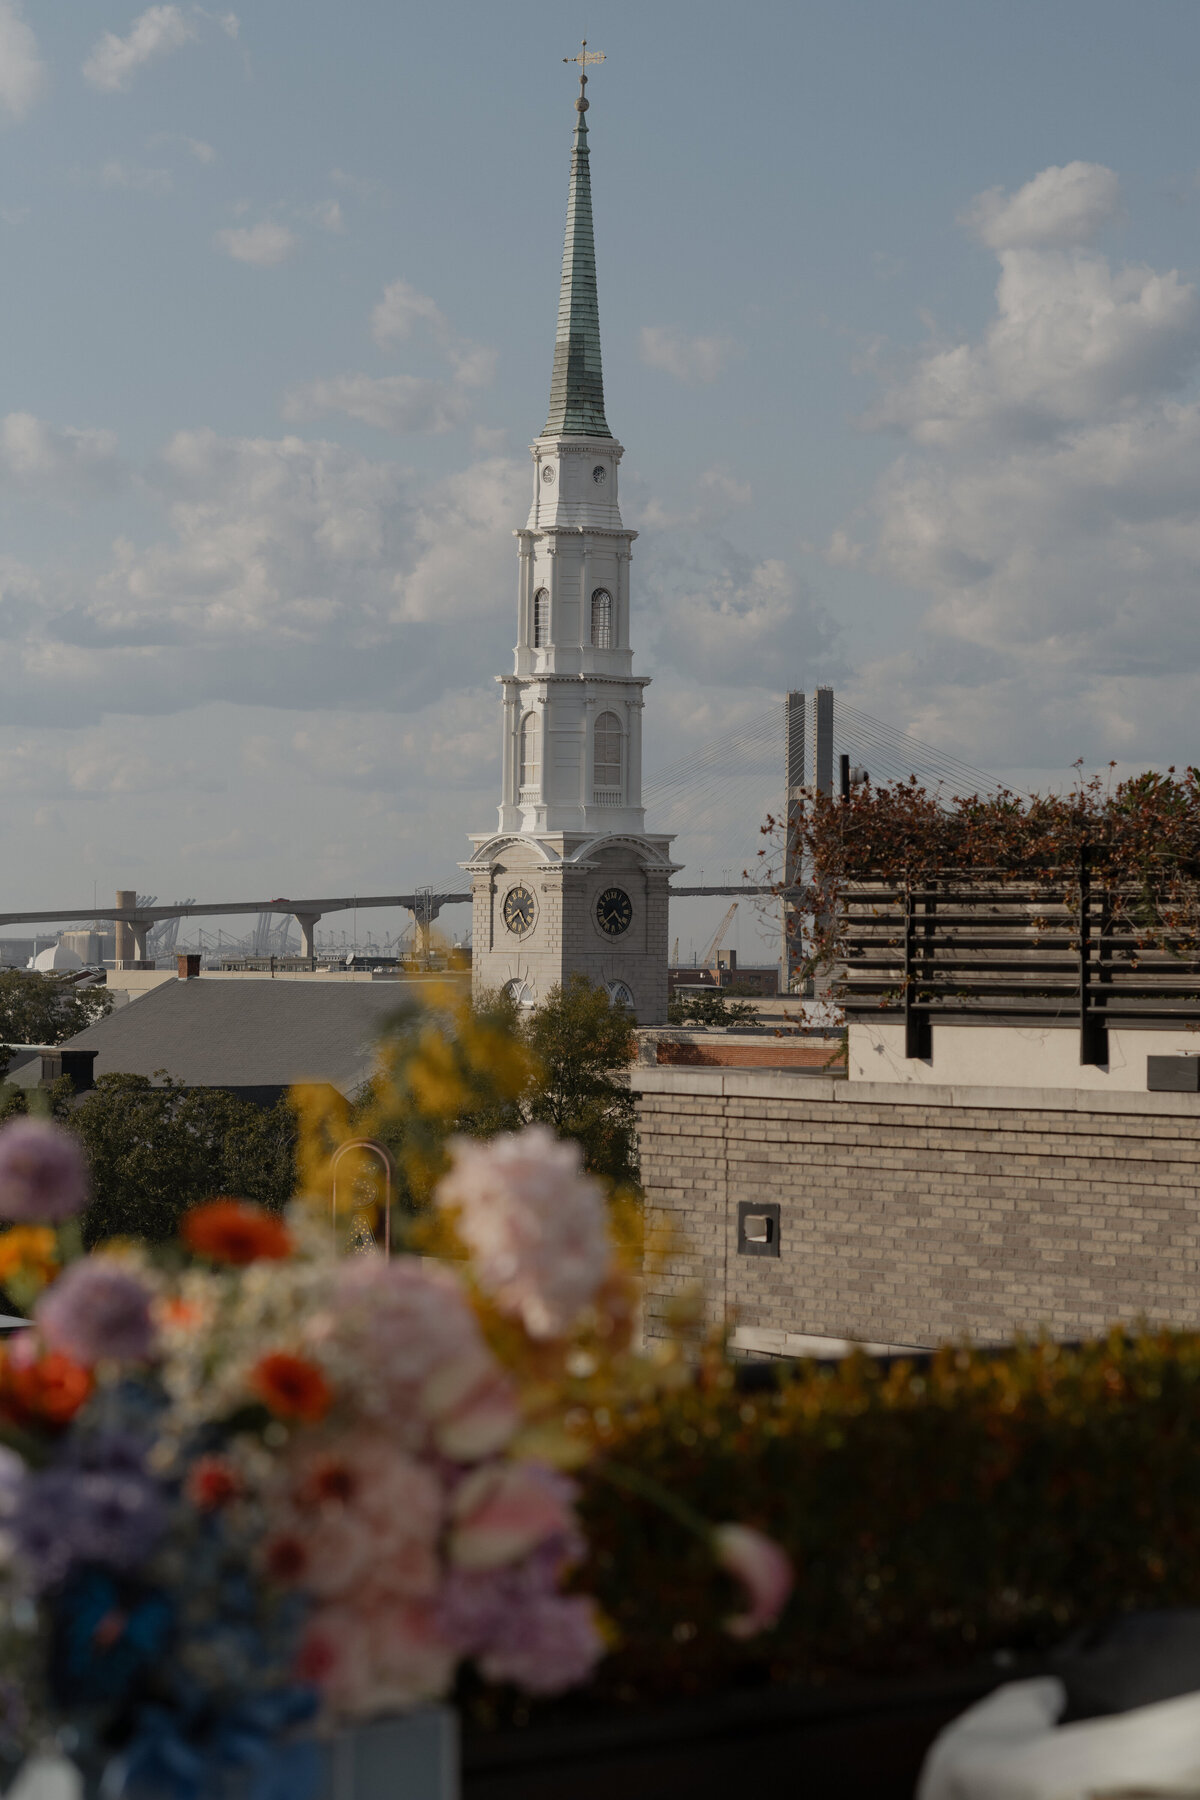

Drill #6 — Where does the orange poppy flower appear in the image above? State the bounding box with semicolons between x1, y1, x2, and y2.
250;1352;331;1423
182;1200;292;1266
161;1297;203;1330
2;1349;92;1425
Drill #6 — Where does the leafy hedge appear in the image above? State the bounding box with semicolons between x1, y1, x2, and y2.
576;1332;1200;1702
779;768;1200;976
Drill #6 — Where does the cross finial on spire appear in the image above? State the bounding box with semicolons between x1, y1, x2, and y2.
564;38;604;106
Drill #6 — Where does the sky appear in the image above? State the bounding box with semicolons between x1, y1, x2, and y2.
3;1;1200;961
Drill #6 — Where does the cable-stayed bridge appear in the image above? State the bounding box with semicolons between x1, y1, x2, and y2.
644;688;1004;891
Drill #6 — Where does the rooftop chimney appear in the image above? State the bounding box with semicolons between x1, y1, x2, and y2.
177;953;201;980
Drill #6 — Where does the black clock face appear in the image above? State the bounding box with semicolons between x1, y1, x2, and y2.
595;886;632;937
502;885;536;936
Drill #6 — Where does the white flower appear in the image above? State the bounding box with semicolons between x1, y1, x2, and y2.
436;1128;612;1339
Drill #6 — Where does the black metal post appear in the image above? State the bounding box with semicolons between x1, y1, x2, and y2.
815;686;834;797
1079;843;1108;1066
903;879;932;1059
782;690;806;993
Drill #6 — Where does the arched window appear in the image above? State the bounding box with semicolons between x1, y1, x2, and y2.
590;588;613;649
607;980;634;1009
593;711;622;790
519;713;540;790
533;589;550;648
504;978;535;1008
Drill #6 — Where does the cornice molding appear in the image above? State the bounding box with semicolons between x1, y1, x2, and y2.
530;438;625;460
497;674;651;689
512;526;639;543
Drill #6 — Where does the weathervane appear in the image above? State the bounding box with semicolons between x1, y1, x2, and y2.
564;38;605;101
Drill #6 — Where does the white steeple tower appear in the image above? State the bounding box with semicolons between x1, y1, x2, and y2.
465;53;678;1023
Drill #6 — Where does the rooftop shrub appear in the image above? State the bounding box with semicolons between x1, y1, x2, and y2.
576;1331;1200;1703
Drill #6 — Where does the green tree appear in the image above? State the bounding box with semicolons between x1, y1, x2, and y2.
0;970;111;1076
69;1074;296;1247
520;975;638;1187
666;989;757;1027
355;975;640;1200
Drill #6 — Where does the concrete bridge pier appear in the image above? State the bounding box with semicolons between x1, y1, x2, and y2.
114;890;151;969
405;894;440;964
294;912;321;960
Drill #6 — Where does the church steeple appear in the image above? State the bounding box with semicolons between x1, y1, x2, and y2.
542;50;610;439
465;47;678;1025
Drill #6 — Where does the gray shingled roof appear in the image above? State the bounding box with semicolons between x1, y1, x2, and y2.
64;980;414;1095
542;97;610;439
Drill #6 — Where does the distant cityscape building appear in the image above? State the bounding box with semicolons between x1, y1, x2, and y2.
466;63;677;1023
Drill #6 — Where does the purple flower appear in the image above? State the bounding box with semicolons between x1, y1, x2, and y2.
0;1119;89;1224
37;1261;156;1366
437;1527;601;1694
14;1455;166;1592
481;1593;603;1694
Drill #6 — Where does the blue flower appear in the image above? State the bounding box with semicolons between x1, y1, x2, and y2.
49;1567;173;1709
108;1688;320;1800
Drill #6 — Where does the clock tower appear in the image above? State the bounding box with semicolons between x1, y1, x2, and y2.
465;56;677;1022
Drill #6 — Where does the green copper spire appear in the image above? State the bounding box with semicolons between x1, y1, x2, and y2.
542;61;611;439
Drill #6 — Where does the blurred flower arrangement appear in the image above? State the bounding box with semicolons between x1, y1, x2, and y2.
0;1023;792;1800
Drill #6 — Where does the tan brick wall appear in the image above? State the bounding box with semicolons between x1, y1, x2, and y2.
634;1070;1200;1348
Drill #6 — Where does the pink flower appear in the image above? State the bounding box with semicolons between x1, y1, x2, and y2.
713;1524;793;1639
300;1598;455;1720
450;1462;577;1572
362;1599;456;1713
36;1260;155;1365
0;1120;89;1223
436;1127;612;1339
312;1260;490;1443
282;1435;444;1602
420;1351;520;1462
481;1592;604;1694
300;1513;372;1601
296;1604;371;1705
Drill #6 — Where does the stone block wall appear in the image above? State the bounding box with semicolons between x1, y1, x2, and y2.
633;1068;1200;1349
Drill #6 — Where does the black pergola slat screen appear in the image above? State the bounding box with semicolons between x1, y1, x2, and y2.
838;862;1200;1065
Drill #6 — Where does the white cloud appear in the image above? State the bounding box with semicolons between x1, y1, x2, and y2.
214;222;298;266
845;162;1200;765
371;278;448;348
637;466;752;532
148;131;215;163
869;245;1200;450
291;278;495;433
642;542;840;689
639;324;736;384
370;276;493;384
247;692;497;795
0;2;45;122
0;432;523;728
83;5;198;92
88;158;173;195
965;161;1122;251
282;374;469;435
0;413;123;500
391;457;525;624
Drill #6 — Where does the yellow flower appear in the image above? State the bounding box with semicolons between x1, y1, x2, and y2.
0;1225;59;1288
